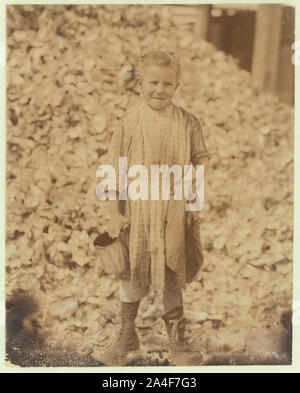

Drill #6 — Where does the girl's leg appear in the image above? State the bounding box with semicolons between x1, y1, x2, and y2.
93;281;148;366
119;280;149;303
162;288;185;341
161;270;197;365
162;266;183;317
163;288;183;316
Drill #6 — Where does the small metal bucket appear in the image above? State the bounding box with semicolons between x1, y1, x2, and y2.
93;232;128;276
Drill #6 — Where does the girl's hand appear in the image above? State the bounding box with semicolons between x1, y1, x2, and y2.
107;212;129;238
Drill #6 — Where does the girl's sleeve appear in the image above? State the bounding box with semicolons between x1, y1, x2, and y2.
190;116;210;165
104;118;133;194
106;120;131;166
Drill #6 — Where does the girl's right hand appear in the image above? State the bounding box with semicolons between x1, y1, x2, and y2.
107;212;130;238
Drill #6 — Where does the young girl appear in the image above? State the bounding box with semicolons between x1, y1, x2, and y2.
95;51;210;366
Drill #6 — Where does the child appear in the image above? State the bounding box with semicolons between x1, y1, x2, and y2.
95;51;210;366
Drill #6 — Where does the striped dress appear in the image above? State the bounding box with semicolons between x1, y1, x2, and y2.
105;100;210;290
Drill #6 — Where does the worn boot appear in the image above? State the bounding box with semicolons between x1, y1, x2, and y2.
92;301;141;366
162;307;203;366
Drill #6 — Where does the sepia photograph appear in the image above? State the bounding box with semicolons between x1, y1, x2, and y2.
5;3;295;368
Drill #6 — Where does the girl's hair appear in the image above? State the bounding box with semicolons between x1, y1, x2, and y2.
134;50;181;82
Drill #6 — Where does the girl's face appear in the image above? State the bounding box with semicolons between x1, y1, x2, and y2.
140;65;180;110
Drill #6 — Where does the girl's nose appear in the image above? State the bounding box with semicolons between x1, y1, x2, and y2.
155;84;164;94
